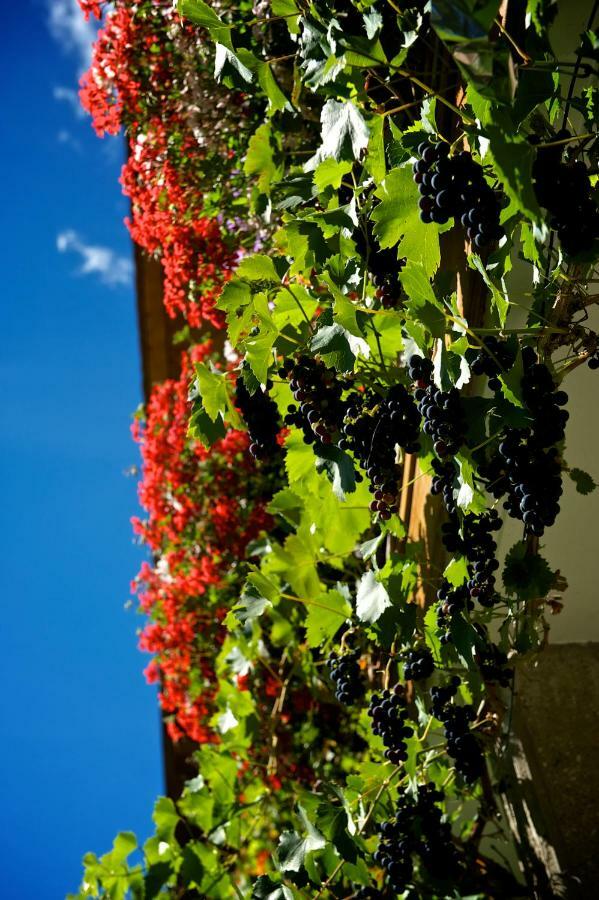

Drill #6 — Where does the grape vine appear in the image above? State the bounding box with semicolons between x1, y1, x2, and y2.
73;0;599;897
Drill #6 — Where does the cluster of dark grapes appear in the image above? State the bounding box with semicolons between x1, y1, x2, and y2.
532;130;599;255
354;222;404;309
235;376;281;460
408;353;433;387
481;350;567;536
431;678;484;782
475;639;514;688
417;385;466;458
280;356;349;448
430;458;458;514
340;385;421;519
441;511;502;608
483;432;562;536
470;336;515;391
436;580;473;642
409;354;466;457
374;783;460;894
327;651;365;705
352;887;387;899
413;139;504;249
368;687;414;764
588;351;599;371
403;646;435;681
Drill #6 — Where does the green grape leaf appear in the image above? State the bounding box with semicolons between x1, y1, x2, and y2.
180;845;205;887
188;404;226;447
245;327;277;385
356;570;392;623
315;443;357;499
144;863;172;900
257;62;290;114
178;791;214;834
245;123;280;194
503;541;555;601
358;532;385;561
371;167;441;276
316;797;359;863
313;158;353;192
152;797;179;840
486;116;541;222
364;114;386;182
277;806;326;872
311;323;358;372
468;254;510;326
444;556;469;587
401;262;446;339
236;253;282;283
193;362;227;422
306;99;370;168
285;429;316;483
430;0;498;41
178;0;233;49
268;488;303;526
107;831;137;865
305;589;351;647
449;614;478;669
214;43;254;87
252;876;294;900
229;571;280;626
568;467;597;495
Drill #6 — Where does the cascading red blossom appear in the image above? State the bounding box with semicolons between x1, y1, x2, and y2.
132;343;274;742
121;121;235;327
80;4;140;137
79;0;245;325
79;0;103;20
81;2;277;745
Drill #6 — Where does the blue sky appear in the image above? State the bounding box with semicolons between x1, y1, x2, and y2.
1;2;163;897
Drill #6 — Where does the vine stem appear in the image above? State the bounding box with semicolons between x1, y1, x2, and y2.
493;17;531;63
280;592;348;617
562;0;599;127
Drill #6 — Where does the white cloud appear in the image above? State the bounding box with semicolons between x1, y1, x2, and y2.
53;85;85;118
47;0;98;72
57;130;82;152
57;230;133;288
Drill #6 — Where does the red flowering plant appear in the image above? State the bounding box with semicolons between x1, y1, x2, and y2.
79;0;267;326
131;341;282;743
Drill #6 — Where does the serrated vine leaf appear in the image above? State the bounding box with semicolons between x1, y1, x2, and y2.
252;876;294;900
372;167;441;276
236;253;281;283
193;363;227;422
306;99;369;169
503;541;554;601
277;806;326;872
315;443;357;499
356;570;391;623
305;589;350;647
487;119;541;222
568;467;597;495
214;43;254;86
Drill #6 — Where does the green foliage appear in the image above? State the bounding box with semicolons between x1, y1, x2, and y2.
80;0;599;897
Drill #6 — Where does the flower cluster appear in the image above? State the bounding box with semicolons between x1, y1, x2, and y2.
132;343;274;742
79;0;256;325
